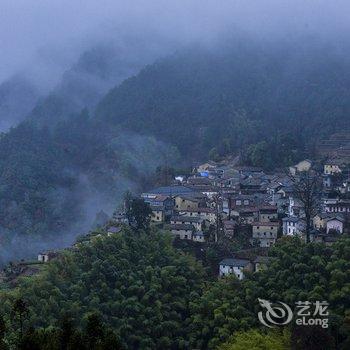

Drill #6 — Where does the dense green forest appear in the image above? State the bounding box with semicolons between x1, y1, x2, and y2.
1;38;350;241
0;228;349;349
95;38;350;161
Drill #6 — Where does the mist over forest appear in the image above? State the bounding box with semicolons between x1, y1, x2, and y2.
0;0;350;260
1;2;350;350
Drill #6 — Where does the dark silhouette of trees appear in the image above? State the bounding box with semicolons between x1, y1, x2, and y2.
0;315;7;350
85;313;104;350
1;233;349;349
12;298;28;340
124;192;153;231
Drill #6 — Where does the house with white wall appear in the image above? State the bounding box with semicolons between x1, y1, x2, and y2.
219;258;253;280
326;216;345;234
282;217;305;236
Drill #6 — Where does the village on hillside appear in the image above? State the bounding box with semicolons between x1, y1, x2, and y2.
2;150;350;286
105;147;349;280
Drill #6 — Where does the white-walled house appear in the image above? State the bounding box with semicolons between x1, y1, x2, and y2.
282;217;305;236
38;251;58;263
324;198;350;213
289;159;312;175
219;258;253;280
326;216;345;234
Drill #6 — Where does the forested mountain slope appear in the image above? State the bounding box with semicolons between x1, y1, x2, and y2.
1;37;350;247
0;115;177;261
27;44;153;127
96;38;350;161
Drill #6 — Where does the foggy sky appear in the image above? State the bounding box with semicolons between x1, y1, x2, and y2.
1;0;350;86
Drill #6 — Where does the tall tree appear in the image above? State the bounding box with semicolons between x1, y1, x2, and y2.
125;194;153;231
290;171;321;243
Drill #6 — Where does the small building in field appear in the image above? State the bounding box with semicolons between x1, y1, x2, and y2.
37;251;58;263
312;233;340;246
219;258;253;280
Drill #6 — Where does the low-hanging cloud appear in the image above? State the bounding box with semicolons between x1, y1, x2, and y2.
1;0;350;85
1;0;350;264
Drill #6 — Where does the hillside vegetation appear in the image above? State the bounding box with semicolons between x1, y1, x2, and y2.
0;230;349;349
96;38;350;162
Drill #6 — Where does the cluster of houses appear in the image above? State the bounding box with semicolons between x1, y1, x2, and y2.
134;157;349;279
35;155;350;281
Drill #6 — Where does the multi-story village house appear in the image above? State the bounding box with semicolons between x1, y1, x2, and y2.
177;207;217;223
174;193;207;211
251;222;280;247
324;198;350;213
326;216;345;234
170;223;194;240
258;206;278;222
282;217;305;236
170;215;203;231
233;207;259;224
